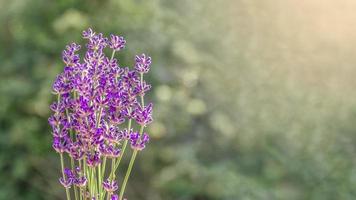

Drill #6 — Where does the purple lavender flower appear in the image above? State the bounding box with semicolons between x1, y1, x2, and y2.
103;124;120;143
62;43;81;67
109;34;126;51
134;103;153;126
99;143;121;158
117;128;131;141
82;28;95;39
111;195;118;200
86;33;108;51
53;135;71;153
59;168;74;188
50;28;154;200
86;151;101;167
74;176;87;188
111;195;126;200
53;74;72;94
68;142;84;160
102;179;119;193
59;177;73;189
108;106;126;125
50;102;65;113
134;54;151;74
130;132;149;151
134;80;151;96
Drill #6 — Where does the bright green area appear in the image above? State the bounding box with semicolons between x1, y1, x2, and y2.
1;0;356;199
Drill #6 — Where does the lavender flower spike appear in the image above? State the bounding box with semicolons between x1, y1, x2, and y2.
134;103;153;126
109;34;126;51
130;132;150;151
135;53;152;73
103;179;119;193
59;168;74;188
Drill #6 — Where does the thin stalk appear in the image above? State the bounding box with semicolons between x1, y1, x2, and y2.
112;116;132;176
71;157;79;200
105;111;133;199
79;160;83;200
90;167;94;197
79;189;82;200
60;153;72;200
110;50;116;61
84;158;89;200
118;125;144;200
111;158;116;179
112;140;128;173
96;107;103;127
93;168;98;198
98;163;102;199
100;157;107;199
101;157;107;177
118;150;138;200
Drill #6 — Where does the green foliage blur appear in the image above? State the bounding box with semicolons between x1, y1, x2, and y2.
1;0;356;199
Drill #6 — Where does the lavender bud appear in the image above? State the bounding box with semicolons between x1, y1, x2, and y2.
111;195;118;200
82;28;95;39
130;132;149;151
102;179;118;193
134;54;151;74
134;103;153;126
59;177;73;188
74;176;87;188
109;34;126;51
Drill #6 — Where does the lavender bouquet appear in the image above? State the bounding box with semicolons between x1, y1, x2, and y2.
49;28;153;200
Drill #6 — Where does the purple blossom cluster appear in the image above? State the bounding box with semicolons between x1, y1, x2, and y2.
59;167;87;189
103;179;119;193
49;28;153;200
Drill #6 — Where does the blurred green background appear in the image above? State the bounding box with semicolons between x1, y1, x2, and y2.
2;0;356;199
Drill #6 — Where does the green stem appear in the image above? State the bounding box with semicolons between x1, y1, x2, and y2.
110;50;116;60
111;158;116;179
113;140;128;173
94;168;98;199
100;157;107;199
79;161;83;200
101;157;107;177
71;157;79;200
60;153;72;200
90;167;94;197
96;107;103;128
118;125;144;200
112;117;132;175
84;158;89;199
118;150;138;200
98;163;102;199
100;157;106;199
